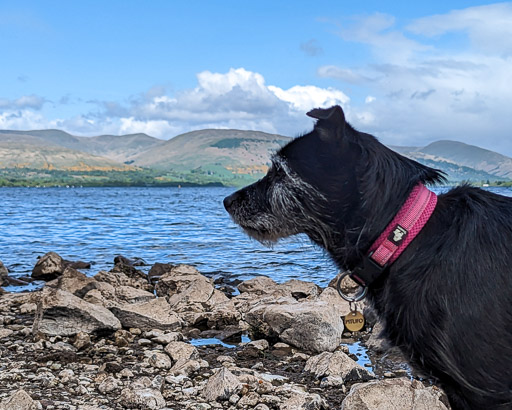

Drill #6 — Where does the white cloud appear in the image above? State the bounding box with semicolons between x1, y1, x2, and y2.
0;68;351;139
0;95;45;110
268;85;349;112
96;68;351;137
407;3;512;55
318;5;512;155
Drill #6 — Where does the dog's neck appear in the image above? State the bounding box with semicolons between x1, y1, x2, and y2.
348;183;438;287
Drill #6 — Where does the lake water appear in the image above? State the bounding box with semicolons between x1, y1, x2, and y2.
2;186;512;292
0;186;339;291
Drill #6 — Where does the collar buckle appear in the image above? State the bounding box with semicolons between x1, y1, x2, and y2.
350;252;387;287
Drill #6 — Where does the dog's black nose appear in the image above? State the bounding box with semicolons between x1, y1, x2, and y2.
223;192;238;211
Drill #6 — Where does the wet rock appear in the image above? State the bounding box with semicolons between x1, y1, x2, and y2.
114;255;147;267
341;378;449;410
0;260;8;285
32;251;65;281
202;367;242;402
164;341;199;361
0;389;41;410
305;351;374;382
245;300;345;353
148;262;175;284
63;260;91;270
109;298;183;331
37;289;121;336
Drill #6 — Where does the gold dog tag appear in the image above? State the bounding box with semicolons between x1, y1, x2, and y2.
344;310;365;332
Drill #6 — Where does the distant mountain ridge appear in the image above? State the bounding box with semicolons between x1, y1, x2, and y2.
0;128;511;185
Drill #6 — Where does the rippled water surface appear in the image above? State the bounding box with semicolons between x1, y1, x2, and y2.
0;186;339;290
2;186;511;292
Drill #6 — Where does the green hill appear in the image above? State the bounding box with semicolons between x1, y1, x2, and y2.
0;127;510;187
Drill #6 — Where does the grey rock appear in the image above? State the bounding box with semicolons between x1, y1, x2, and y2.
341;378;449;410
45;267;96;297
305;351;374;382
147;351;173;369
202;367;242;402
0;260;8;284
237;391;260;407
237;276;279;295
119;387;166;409
0;389;41;410
280;391;329;410
164;341;199;361
97;376;120;394
0;329;13;339
366;321;391;353
152;331;183;345
168;358;204;376
245;300;345;353
109;298;183;331
32;251;65;281
38;289;121;336
73;332;91;350
148;262;175;284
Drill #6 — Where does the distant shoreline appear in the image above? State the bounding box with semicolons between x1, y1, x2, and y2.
0;182;227;188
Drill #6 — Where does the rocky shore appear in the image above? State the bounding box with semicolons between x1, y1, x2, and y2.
0;253;450;409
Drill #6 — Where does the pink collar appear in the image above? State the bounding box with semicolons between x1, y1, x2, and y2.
351;183;438;287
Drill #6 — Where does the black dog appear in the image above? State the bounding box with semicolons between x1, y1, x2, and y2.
224;105;512;410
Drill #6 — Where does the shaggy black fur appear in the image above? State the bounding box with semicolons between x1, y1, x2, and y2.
224;105;512;409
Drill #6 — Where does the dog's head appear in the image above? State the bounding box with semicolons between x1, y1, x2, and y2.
224;105;444;254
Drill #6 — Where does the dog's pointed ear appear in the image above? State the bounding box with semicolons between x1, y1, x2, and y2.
307;105;346;142
307;105;345;123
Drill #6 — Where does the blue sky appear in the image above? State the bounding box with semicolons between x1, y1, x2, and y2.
1;1;512;155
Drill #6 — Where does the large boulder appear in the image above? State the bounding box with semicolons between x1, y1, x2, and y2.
32;252;90;281
154;264;237;328
154;264;208;297
37;289;121;336
109;298;183;331
341;378;449;410
245;300;345;353
32;252;65;281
